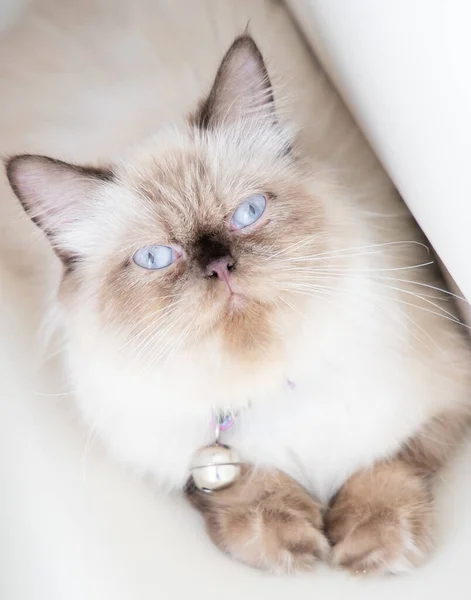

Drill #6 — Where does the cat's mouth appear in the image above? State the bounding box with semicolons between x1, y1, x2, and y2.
216;284;248;315
211;274;246;308
208;272;256;317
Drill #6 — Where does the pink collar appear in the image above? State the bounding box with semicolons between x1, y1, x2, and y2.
212;412;235;441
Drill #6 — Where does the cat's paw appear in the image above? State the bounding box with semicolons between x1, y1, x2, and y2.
187;468;330;574
326;463;434;575
213;501;330;574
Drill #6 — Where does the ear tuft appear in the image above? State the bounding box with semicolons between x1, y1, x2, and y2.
192;35;275;129
5;154;113;264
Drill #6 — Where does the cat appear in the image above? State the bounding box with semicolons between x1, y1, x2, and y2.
3;0;471;575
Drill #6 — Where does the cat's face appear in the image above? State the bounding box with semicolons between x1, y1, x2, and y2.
6;36;333;365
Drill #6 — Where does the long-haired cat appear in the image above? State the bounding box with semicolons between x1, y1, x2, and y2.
3;0;471;575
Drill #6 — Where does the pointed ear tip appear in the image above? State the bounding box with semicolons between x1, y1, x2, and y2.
4;155;22;182
234;33;256;45
5;153;39;171
5;155;56;204
4;154;18;169
4;154;37;185
4;156;31;204
231;33;261;55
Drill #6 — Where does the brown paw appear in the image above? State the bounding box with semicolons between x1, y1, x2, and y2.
188;468;330;574
326;462;434;575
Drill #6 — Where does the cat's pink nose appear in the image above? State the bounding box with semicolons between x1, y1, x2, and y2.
205;257;235;282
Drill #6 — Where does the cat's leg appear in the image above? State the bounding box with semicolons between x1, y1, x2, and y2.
326;411;470;575
186;466;330;574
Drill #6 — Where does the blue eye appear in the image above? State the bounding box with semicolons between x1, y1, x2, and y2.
231;194;267;230
133;245;176;270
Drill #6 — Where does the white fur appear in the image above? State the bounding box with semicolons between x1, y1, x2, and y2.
66;257;461;502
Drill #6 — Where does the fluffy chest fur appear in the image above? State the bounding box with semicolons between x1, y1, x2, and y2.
69;273;447;502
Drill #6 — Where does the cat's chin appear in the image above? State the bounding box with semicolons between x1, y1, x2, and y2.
227;292;247;313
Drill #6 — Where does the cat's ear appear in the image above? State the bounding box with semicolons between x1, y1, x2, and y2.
193;35;275;129
6;154;113;265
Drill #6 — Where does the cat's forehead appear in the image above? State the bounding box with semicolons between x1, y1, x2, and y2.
121;147;257;233
140;150;215;206
110;153;221;249
113;127;291;246
140;152;223;232
121;125;280;200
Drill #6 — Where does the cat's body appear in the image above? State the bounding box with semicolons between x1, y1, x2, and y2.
68;254;467;503
3;0;471;575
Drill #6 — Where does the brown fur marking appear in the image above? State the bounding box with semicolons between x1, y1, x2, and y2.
326;460;433;575
187;466;329;573
399;409;471;475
